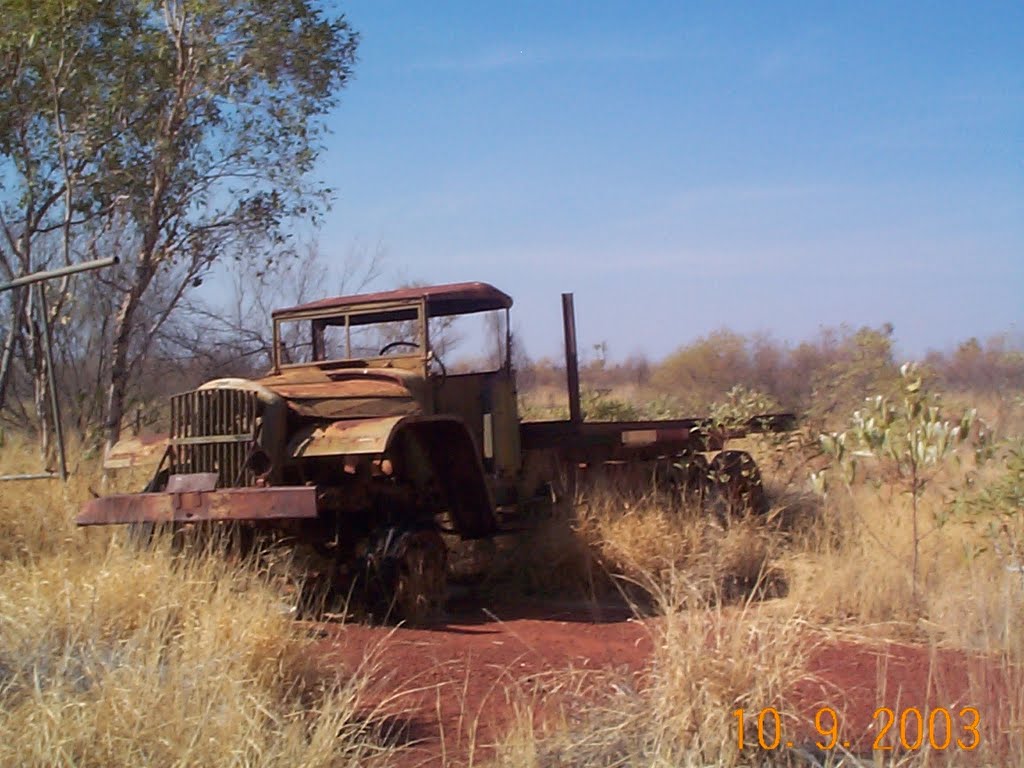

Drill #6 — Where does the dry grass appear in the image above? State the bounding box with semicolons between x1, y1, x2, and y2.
0;448;395;767
483;511;605;600
778;480;1024;658
489;430;1024;767
492;587;814;768
4;387;1023;766
580;489;783;607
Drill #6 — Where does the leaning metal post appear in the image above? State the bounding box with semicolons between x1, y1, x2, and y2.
0;256;119;293
35;283;68;480
0;256;119;482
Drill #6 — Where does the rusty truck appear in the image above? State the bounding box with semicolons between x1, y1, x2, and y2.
79;282;795;622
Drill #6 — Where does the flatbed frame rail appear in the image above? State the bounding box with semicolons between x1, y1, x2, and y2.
520;413;797;462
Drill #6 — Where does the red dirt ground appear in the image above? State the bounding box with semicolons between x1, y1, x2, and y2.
315;597;1016;767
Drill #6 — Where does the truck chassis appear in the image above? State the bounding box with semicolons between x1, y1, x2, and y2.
79;283;795;622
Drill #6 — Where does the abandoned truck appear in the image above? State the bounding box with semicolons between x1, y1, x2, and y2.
78;282;795;621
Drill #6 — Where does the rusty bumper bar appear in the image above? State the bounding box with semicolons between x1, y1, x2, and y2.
77;486;318;526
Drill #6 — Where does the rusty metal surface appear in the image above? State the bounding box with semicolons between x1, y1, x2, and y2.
268;380;410;399
561;293;582;424
520;413;797;455
259;365;412;387
259;365;414;389
103;433;169;470
166;473;218;493
289;415;406;458
259;368;422;420
272;281;512;321
169;388;259;488
76;486;318;526
395;418;499;539
289;398;418;420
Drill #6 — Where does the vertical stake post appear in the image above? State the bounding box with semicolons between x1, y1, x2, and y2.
35;283;67;480
561;293;582;424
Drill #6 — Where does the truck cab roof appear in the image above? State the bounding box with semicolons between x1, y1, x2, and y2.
272;281;513;325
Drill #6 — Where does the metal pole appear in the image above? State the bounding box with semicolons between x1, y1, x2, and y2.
35;283;68;480
0;472;63;481
0;255;117;481
0;256;119;293
504;307;512;371
561;293;582;424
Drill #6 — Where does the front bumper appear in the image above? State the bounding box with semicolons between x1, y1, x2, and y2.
77;486;318;526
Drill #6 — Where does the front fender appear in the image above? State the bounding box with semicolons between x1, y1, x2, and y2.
288;415;498;540
288;415;408;458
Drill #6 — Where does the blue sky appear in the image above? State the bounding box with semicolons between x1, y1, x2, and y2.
315;1;1022;362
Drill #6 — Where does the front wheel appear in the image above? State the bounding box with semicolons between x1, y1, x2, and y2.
374;528;448;625
389;532;446;626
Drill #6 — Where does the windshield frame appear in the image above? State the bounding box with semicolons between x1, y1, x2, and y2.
271;298;429;372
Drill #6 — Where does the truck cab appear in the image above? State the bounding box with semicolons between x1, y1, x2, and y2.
266;282;522;499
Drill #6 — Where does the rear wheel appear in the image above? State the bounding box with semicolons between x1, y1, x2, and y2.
707;450;767;520
657;453;711;509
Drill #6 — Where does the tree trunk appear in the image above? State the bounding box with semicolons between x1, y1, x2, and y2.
0;288;27;410
104;284;143;454
105;161;167;453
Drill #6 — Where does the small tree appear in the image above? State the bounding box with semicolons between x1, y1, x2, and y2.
814;363;977;600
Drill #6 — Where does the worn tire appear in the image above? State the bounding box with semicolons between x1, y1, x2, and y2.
667;453;711;509
389;529;449;625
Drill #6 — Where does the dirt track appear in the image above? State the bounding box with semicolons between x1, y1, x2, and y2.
315;596;1013;767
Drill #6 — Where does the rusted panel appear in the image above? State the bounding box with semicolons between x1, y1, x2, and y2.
259;364;422;389
258;369;422;419
103;433;168;470
287;398;418;420
76;486;318;526
521;419;704;451
621;429;659;446
268;379;411;399
273;281;512;321
169;388;259;488
166;473;218;493
260;368;423;421
521;413;796;455
289;416;406;458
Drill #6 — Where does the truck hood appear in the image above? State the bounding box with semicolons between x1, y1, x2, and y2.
256;366;423;420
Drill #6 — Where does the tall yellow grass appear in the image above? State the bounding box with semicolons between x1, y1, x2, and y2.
0;447;393;767
4;393;1022;767
491;436;1024;767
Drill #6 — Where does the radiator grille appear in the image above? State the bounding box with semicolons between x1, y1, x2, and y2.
169;388;259;488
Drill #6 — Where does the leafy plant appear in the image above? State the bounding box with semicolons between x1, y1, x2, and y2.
950;438;1024;567
814;363;978;599
581;389;642;422
708;385;781;429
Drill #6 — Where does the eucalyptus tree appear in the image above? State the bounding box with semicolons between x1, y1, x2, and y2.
0;0;358;450
0;0;133;451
